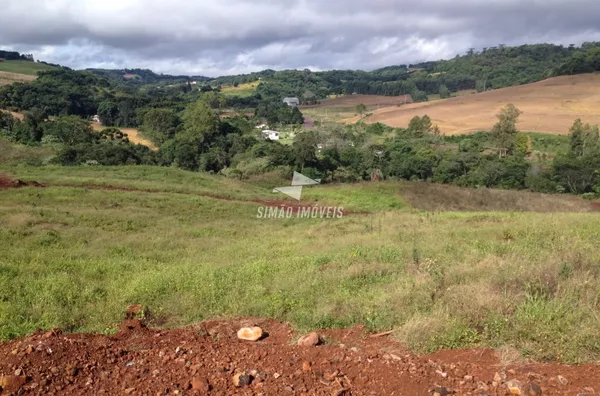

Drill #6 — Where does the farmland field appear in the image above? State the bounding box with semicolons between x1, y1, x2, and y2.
219;82;258;97
0;60;57;76
1;165;600;363
344;74;600;135
0;71;36;86
302;94;412;122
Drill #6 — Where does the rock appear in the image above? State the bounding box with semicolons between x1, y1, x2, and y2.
433;386;450;396
463;375;474;382
557;375;568;386
124;388;136;394
191;378;210;392
233;372;252;387
43;328;62;338
26;345;34;354
507;379;523;395
0;376;27;393
273;373;281;379
302;361;311;372
494;372;503;384
237;327;263;342
578;387;596;396
14;369;23;376
524;382;542;396
297;332;321;347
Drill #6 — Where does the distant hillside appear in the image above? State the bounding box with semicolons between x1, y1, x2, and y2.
0;60;58;76
346;73;600;135
86;68;211;87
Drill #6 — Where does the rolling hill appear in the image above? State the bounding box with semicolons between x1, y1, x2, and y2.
344;73;600;135
0;60;58;86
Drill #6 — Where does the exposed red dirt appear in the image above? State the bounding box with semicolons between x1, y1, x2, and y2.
0;174;45;189
1;317;599;395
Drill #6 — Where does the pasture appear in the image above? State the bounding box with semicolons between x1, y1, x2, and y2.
1;165;600;362
0;60;57;76
302;94;411;122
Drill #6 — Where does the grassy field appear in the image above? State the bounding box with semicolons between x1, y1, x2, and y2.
302;95;411;123
345;74;600;135
219;82;258;97
1;165;600;363
0;60;57;76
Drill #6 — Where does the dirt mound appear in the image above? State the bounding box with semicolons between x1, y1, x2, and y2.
0;174;44;189
1;317;599;395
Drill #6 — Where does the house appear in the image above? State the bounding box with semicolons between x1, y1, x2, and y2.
262;130;280;141
255;123;267;129
92;115;101;123
283;97;300;108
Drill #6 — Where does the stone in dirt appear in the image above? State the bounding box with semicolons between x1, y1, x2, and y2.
237;327;263;342
191;377;210;391
233;372;252;387
433;386;451;396
297;332;321;346
557;375;568;385
507;379;523;395
524;382;542;396
0;375;27;392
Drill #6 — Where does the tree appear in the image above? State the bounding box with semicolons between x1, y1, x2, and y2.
355;103;367;116
515;133;532;155
292;131;319;170
491;104;522;157
407;115;433;137
142;108;180;145
42;116;95;145
439;84;450;99
97;101;119;126
181;100;219;150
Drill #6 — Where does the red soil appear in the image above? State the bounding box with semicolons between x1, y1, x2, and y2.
1;317;599;395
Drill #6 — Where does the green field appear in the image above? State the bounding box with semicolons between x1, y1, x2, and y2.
1;165;600;363
0;60;57;76
219;82;258;97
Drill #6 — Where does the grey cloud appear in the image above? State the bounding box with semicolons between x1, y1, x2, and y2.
1;0;600;76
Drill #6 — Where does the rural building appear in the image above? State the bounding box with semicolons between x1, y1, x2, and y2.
92;115;101;123
262;130;280;141
255;123;267;129
283;97;300;107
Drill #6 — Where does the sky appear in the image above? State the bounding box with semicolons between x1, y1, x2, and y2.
2;0;600;77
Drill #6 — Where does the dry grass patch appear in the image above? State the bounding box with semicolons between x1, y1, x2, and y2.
345;74;600;135
400;181;595;212
0;71;36;86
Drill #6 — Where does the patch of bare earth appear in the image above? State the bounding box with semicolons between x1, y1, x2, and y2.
0;317;599;395
91;122;157;151
345;73;600;135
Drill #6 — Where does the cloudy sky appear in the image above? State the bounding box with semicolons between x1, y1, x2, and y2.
2;0;600;77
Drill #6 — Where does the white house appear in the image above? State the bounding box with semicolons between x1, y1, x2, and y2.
262;130;280;141
92;115;101;123
283;97;300;107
